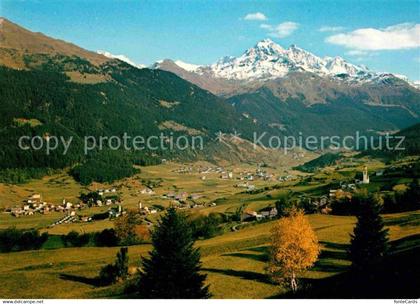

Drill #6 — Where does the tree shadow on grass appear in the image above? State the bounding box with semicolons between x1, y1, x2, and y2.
202;268;274;285
276;245;420;299
222;252;268;262
311;258;349;273
246;245;270;253
59;273;101;287
222;245;270;262
319;249;348;260
389;234;420;253
319;241;349;251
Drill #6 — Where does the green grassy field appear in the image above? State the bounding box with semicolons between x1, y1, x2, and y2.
0;211;418;299
0;157;419;298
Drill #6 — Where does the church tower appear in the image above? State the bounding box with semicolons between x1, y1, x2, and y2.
362;166;370;184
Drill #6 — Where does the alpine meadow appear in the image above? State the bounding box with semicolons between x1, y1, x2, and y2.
0;0;419;302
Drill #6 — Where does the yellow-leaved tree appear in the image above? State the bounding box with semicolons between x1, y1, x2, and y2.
114;210;141;245
268;209;320;292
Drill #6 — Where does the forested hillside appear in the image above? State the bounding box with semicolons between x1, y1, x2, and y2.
227;87;420;137
0;59;259;183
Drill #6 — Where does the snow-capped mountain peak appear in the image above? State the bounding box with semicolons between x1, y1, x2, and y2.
173;60;201;72
252;38;284;55
284;44;327;74
199;39;371;81
154;39;415;88
324;56;365;76
255;38;276;47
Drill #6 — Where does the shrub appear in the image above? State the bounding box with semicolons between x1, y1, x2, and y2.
297;198;318;214
94;228;120;247
61;231;90;247
99;264;118;286
190;213;223;239
98;247;129;286
275;197;294;217
330;197;355;215
383;179;420;213
0;227;49;252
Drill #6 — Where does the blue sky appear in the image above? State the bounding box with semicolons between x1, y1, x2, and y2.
2;0;420;80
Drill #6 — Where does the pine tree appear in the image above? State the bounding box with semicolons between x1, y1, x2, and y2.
136;208;210;299
349;193;389;270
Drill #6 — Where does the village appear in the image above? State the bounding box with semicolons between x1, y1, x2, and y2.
4;187;122;227
2;164;376;229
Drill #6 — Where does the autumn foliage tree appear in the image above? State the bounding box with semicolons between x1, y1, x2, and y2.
114;210;142;245
268;209;320;292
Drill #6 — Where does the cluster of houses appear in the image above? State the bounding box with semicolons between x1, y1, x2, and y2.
173;164;281;184
140;187;155;195
8;194;86;217
173;166;194;174
235;181;256;192
241;207;278;222
49;205;124;228
222;168;275;182
277;174;296;182
198;166;227;175
161;191;204;202
197;166;233;180
160;191;216;209
108;205;124;218
49;214;79;227
48;205;124;228
138;202;159;215
97;188;117;196
7;188;120;218
329;166;372;199
162;191;189;202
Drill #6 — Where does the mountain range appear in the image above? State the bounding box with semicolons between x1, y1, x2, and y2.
0;17;419;180
153;39;420;136
152;38;420;95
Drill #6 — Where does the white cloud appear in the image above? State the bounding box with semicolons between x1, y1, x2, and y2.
260;23;272;30
97;50;145;68
260;21;299;38
319;26;345;32
244;12;267;21
326;23;420;50
346;50;369;56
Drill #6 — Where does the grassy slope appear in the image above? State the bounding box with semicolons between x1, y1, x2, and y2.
0;211;418;299
286;235;420;299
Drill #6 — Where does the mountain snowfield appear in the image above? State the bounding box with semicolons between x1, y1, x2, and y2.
202;39;368;80
154;39;418;88
97;50;146;69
